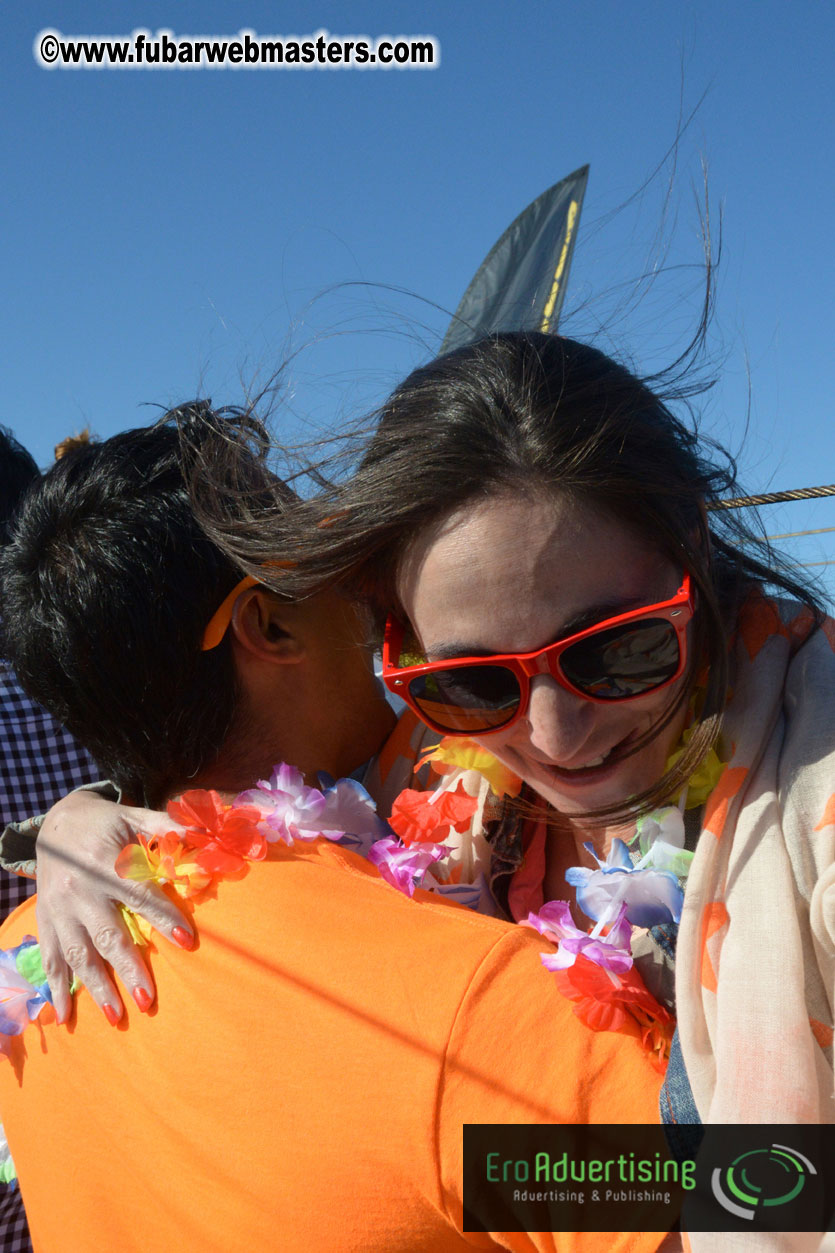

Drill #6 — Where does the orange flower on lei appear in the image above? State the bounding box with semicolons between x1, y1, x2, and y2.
166;789;268;874
388;785;479;846
552;955;674;1070
115;831;214;900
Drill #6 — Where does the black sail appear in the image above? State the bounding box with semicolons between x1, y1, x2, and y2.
441;166;589;355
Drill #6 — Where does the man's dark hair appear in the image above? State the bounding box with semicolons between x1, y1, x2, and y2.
0;426;39;547
0;403;280;806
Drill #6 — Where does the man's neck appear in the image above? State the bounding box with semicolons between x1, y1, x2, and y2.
181;689;397;799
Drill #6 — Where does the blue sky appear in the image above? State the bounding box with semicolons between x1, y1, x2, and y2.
4;1;834;593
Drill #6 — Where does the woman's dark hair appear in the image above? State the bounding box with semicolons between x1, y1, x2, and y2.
198;332;823;820
0;402;280;806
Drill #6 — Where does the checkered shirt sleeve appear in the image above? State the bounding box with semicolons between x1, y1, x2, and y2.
0;1182;30;1253
0;663;100;923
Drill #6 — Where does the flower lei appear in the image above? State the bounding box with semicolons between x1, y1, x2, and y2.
0;758;505;1054
0;732;725;1069
416;732;726;1068
0;765;395;1055
0;736;727;1199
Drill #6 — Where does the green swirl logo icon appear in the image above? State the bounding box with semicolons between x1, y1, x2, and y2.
712;1144;816;1220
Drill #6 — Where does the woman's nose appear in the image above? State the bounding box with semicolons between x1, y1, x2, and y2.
521;674;596;763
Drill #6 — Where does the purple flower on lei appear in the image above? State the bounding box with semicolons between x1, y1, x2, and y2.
523;901;634;973
235;764;389;848
565;838;684;929
367;838;450;898
316;775;392;851
235;764;328;845
0;937;52;1049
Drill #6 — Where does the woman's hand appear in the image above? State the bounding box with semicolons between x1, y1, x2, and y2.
35;790;195;1024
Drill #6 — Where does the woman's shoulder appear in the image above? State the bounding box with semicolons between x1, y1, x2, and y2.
731;584;827;662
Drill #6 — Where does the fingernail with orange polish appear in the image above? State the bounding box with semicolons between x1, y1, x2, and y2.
172;926;194;950
132;987;152;1012
102;1003;120;1026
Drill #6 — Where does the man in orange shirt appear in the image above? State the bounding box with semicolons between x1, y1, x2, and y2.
1;833;669;1252
0;409;672;1251
0;404;433;1019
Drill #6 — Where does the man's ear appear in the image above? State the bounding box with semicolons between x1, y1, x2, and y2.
229;589;306;664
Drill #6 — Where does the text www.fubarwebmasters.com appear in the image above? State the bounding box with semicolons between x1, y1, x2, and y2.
34;27;440;70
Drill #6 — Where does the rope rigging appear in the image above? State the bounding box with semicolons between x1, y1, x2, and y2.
708;484;835;511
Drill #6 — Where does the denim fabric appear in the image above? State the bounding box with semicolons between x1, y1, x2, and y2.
660;1025;701;1134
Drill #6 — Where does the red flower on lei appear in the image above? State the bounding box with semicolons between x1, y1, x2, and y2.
552;955;674;1070
387;785;478;846
167;790;267;874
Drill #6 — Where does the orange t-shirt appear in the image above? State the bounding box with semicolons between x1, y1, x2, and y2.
0;839;666;1253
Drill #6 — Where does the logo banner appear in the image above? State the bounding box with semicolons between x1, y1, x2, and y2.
463;1123;835;1234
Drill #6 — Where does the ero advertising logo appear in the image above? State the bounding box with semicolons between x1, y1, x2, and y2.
463;1124;835;1235
711;1143;816;1221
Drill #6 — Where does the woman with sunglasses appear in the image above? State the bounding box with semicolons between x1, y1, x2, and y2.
9;332;835;1131
233;330;834;1131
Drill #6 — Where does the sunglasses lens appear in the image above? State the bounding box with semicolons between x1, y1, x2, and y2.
560;618;681;699
407;665;522;733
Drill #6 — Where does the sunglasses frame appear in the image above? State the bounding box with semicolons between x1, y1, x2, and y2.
201;575;260;651
381;573;694;736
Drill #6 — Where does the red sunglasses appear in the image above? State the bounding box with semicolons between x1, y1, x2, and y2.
381;573;694;736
